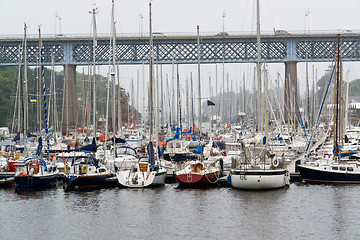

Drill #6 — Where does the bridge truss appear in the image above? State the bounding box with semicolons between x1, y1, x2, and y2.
0;34;360;66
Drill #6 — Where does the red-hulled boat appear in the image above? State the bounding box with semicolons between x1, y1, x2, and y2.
175;161;220;187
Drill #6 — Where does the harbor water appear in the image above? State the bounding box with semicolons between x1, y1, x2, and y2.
0;182;358;240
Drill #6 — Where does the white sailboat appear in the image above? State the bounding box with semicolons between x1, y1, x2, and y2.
116;2;166;188
230;0;289;190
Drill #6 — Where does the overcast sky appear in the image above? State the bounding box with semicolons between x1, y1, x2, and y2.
2;0;359;36
2;0;360;111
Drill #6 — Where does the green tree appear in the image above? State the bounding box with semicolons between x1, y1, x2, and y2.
0;67;17;126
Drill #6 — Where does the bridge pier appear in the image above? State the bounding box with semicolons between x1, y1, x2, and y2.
284;61;299;126
62;64;78;134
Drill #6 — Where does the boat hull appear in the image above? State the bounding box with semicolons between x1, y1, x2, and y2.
230;169;288;190
163;153;197;162
298;165;360;184
14;173;58;188
175;171;219;187
64;173;114;187
116;170;166;188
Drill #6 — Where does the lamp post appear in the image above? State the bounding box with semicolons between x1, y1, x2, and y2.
304;9;310;34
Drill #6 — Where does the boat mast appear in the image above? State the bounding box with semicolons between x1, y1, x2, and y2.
38;27;43;138
197;25;202;138
14;41;23;134
177;65;182;133
39;26;51;160
149;2;154;139
23;24;28;144
256;0;262;134
90;5;98;139
334;34;341;160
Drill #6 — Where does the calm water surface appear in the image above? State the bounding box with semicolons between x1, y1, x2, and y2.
0;182;358;240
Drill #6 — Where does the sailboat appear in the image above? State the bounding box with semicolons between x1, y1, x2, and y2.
115;2;166;188
14;137;59;188
297;35;360;183
63;151;114;188
229;0;289;190
14;27;60;188
175;160;220;187
174;26;221;187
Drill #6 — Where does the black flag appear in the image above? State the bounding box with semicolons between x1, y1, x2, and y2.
207;100;215;106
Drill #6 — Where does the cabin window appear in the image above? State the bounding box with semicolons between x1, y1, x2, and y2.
176;143;181;148
347;167;354;171
339;167;346;171
332;167;338;170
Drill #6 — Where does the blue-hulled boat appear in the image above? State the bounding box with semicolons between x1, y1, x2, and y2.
14;156;58;188
63;152;114;188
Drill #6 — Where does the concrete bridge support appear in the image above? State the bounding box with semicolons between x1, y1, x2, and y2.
284;61;299;125
62;64;78;134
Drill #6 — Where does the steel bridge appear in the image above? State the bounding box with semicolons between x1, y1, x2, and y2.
0;33;359;66
1;33;357;130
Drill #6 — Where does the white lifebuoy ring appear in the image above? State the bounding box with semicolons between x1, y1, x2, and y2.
272;157;279;167
324;153;331;158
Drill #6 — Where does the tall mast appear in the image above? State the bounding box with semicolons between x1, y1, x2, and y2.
14;40;23;134
111;0;116;137
38;26;43;137
197;25;202;138
39;26;51;160
256;0;262;134
160;65;164;132
23;23;28;143
149;2;154;138
89;4;98;138
177;65;182;132
334;34;341;160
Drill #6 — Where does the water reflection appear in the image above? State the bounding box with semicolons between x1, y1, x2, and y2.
1;182;360;239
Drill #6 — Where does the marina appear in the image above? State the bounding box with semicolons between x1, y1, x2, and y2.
1;0;360;239
1;182;360;240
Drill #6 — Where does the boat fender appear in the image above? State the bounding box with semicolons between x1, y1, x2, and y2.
50;153;57;161
81;165;87;174
272;157;279;167
194;163;203;172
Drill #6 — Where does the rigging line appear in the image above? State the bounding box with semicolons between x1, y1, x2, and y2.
305;65;336;153
265;0;276;31
291;86;308;142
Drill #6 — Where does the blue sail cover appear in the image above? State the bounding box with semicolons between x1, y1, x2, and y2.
193;143;204;154
213;140;226;150
12;132;20;142
147;141;155;168
158;145;165;158
75;138;97;152
113;137;126;144
271;134;283;141
166;127;180;143
90;156;99;168
27;131;36;138
36;137;43;156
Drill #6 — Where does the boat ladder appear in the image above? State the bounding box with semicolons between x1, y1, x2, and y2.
187;173;193;183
